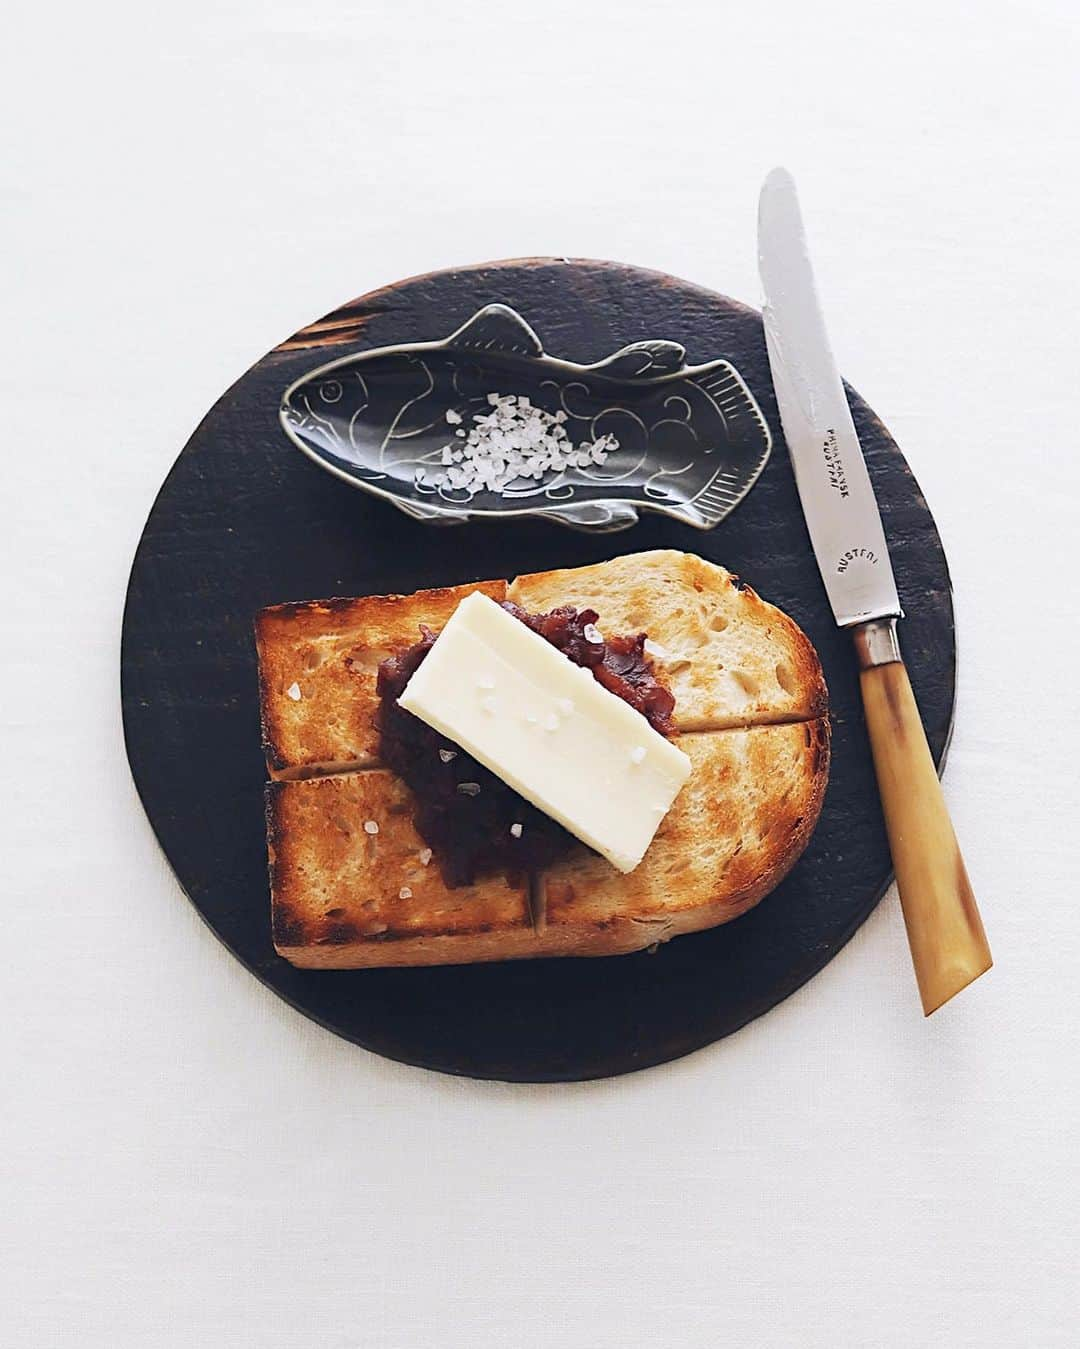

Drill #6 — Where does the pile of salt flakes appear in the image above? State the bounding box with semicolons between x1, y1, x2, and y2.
422;394;619;496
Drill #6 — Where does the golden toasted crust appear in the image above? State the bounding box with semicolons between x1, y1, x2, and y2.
534;720;830;957
267;772;534;968
508;550;827;731
255;580;506;778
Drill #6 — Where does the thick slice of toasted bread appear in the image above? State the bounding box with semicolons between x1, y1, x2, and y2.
508;550;826;730
258;551;831;968
266;721;829;967
255;552;826;779
534;720;830;957
256;580;507;778
267;771;534;968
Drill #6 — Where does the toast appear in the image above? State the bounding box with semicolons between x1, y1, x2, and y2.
267;771;535;968
256;552;825;779
508;551;826;730
256;551;831;968
533;722;829;957
256;580;507;778
268;721;829;967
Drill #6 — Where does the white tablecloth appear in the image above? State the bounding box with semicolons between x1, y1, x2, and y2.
5;2;1078;1344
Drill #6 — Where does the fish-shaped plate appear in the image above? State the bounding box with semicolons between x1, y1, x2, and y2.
280;304;771;531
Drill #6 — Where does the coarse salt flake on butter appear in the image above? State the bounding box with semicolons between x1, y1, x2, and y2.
397;592;692;873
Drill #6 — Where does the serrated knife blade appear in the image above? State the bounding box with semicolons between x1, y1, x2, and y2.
758;166;901;628
757;167;991;1016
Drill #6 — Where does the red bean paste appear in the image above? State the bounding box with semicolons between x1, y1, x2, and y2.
375;603;675;886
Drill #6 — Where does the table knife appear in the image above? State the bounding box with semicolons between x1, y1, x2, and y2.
757;167;991;1014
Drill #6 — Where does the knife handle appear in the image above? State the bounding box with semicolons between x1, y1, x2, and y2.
854;618;992;1015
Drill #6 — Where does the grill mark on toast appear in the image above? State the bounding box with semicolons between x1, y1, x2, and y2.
271;758;384;782
673;708;831;735
526;871;547;934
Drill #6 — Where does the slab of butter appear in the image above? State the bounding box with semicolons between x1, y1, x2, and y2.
397;591;692;872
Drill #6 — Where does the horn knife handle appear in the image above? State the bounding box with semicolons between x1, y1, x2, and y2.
854;618;992;1015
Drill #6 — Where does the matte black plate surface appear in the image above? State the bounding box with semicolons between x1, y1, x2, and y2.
121;258;955;1082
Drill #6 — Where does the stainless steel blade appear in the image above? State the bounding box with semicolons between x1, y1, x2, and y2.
758;168;901;628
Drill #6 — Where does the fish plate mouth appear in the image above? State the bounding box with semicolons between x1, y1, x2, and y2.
279;303;771;533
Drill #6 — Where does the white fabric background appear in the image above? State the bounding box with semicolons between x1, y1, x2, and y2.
4;2;1078;1345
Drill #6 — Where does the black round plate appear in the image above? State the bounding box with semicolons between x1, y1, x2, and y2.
122;259;955;1082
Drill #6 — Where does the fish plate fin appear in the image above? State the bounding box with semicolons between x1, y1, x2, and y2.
589;341;686;379
445;305;544;358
